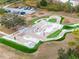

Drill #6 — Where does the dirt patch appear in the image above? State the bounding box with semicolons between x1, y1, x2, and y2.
0;10;78;59
0;26;14;34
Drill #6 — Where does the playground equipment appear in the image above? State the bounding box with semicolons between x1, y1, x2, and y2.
0;16;79;53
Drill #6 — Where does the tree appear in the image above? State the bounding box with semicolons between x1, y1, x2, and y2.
64;0;73;13
40;0;48;6
0;8;6;15
0;0;19;4
0;0;7;4
58;48;79;59
48;0;60;4
20;0;26;5
75;5;79;13
6;0;19;3
0;14;26;30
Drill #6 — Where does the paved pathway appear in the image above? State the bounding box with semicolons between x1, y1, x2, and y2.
0;31;9;36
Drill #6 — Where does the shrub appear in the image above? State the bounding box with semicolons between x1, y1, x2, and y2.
63;1;73;13
47;4;62;11
0;0;7;4
0;0;19;4
40;2;64;11
75;5;79;13
40;0;48;7
72;30;79;39
75;45;79;55
0;8;6;15
58;48;79;59
68;41;76;46
0;14;26;30
76;13;79;17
